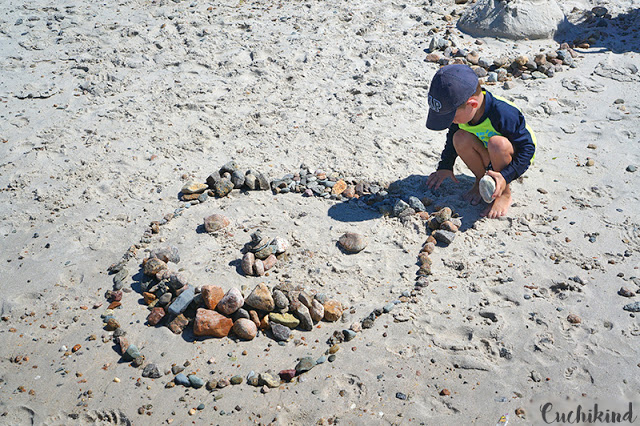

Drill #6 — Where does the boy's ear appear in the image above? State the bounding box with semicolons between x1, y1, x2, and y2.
467;97;479;108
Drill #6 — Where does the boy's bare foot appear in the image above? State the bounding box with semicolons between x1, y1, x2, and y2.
482;185;512;218
463;181;483;206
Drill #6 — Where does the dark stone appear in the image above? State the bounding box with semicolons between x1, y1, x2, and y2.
174;373;190;386
270;323;291;342
295;357;316;374
142;364;161;379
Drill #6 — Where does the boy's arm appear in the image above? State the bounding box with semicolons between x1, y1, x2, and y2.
427;124;460;189
496;110;535;184
436;123;459;171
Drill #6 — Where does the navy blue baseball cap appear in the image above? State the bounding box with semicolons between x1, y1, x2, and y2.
426;64;479;131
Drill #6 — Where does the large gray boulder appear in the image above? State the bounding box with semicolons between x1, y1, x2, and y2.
458;0;565;40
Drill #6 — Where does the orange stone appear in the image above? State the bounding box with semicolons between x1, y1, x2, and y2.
331;180;347;195
181;193;200;201
201;285;225;310
342;185;356;198
259;315;270;330
193;308;233;337
143;292;156;305
107;301;121;310
323;300;343;322
249;310;261;328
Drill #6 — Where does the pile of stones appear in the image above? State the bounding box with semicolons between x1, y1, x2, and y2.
425;36;580;83
241;230;289;277
179;161;271;203
414;206;462;291
108;244;346;346
269;164;375;201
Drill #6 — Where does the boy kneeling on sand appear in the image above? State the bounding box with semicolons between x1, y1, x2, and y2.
425;64;536;218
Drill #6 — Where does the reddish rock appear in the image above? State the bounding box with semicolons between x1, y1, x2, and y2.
110;290;123;302
232;318;258;340
116;337;129;355
324;300;343;322
143;257;167;276
279;369;297;382
201;285;225;310
216;288;244;316
440;388;451;396
253;259;265;276
567;313;581;324
168;314;189;334
203;214;230;233
291;300;313;331
262;254;277;271
342;185;356;198
421;242;436;254
417;211;430;220
241;252;255;276
309;299;324;323
194;308;233;337
147;307;165;326
249;310;261;328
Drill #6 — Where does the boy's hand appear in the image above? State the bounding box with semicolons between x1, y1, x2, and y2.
426;169;458;190
486;170;506;199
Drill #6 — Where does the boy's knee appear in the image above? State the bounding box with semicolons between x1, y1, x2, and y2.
487;135;514;155
453;129;478;150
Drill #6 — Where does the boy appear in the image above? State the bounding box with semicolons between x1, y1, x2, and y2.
425;64;536;218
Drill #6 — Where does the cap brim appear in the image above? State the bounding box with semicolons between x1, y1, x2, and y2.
426;109;456;131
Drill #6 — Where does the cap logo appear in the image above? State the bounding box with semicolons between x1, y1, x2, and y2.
428;95;441;112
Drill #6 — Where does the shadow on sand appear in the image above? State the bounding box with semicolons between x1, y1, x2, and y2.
327;173;487;233
555;8;640;54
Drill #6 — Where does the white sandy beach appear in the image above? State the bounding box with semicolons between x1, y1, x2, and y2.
1;0;639;424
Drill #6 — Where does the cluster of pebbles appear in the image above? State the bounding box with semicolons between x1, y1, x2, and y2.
240;230;289;277
179;161;271;203
425;37;581;84
414;207;462;291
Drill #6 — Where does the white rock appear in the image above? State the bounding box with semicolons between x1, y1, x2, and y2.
458;0;565;40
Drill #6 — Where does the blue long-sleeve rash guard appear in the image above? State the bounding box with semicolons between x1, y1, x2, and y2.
435;89;536;184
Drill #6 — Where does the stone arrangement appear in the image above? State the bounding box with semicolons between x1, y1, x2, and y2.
102;162;470;393
425;38;581;84
179;160;271;203
414;207;462;292
241;230;289;277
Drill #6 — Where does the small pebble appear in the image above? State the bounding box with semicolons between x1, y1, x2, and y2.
567;313;581;324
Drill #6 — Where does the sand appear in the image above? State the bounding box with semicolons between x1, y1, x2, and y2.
1;0;639;424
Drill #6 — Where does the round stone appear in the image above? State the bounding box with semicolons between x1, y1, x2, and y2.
338;232;367;253
203;214;230;233
232;318;257;340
